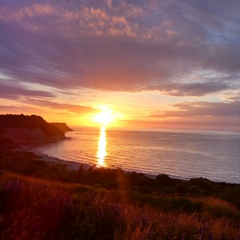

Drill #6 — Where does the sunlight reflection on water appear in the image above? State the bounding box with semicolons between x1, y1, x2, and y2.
33;127;240;184
96;126;107;167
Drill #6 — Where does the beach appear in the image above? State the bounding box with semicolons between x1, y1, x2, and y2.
31;150;91;171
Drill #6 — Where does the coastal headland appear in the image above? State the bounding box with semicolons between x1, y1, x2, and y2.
0;114;67;145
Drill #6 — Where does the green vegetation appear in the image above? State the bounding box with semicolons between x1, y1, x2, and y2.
0;149;240;239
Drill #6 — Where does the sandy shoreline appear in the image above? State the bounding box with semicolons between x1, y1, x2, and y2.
24;149;240;183
28;149;158;179
30;150;93;171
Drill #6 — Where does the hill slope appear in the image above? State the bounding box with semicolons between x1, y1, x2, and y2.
0;114;66;145
50;122;73;132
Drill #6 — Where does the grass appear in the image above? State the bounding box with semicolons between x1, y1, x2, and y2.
0;149;240;239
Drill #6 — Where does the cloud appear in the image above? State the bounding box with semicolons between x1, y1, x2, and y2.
159;81;228;96
149;100;240;118
124;116;239;131
0;3;53;21
0;104;42;114
23;98;97;115
0;81;54;100
225;92;240;101
0;0;239;96
126;97;240;131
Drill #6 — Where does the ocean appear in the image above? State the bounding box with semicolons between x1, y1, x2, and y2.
34;127;240;184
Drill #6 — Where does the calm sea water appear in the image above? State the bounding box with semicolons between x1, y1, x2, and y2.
34;127;240;184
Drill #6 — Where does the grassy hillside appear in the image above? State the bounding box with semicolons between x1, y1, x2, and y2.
0;149;240;239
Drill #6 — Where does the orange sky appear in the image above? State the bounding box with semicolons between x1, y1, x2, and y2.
0;1;239;131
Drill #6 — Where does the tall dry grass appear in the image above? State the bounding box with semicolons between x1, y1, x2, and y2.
0;173;239;239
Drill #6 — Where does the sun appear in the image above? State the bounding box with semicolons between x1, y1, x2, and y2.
93;109;115;126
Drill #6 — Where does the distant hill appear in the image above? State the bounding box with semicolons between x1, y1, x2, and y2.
50;122;73;132
0;114;68;146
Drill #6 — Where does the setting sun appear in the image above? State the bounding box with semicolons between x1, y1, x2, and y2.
93;109;115;126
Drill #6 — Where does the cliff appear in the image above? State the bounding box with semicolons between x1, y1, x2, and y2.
50;122;73;132
0;114;67;146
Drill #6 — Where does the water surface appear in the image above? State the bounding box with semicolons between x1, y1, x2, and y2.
34;127;240;183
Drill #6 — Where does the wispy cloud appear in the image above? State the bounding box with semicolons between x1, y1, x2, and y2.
0;82;54;100
23;98;97;115
150;100;240;118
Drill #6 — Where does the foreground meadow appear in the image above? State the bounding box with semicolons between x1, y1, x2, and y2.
0;150;240;239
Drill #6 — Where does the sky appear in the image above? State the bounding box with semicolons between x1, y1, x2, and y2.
0;0;239;131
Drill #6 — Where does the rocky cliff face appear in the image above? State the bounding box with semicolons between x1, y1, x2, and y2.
0;114;67;146
50;123;73;132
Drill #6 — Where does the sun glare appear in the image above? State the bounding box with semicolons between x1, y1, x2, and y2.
93;109;115;126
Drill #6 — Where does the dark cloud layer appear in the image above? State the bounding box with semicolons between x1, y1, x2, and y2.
0;0;239;96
